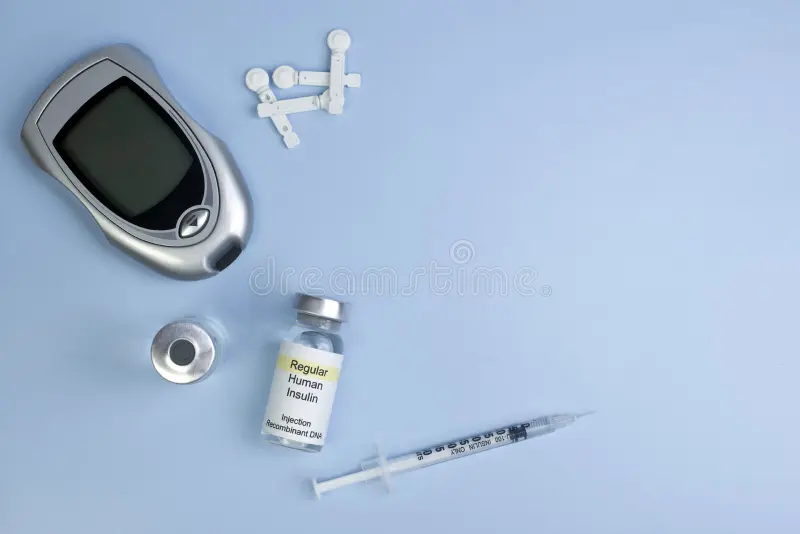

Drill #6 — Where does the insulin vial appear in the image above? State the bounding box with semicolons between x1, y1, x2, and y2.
262;294;348;452
150;318;225;384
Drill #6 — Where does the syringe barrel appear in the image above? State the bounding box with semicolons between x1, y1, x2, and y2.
387;420;551;476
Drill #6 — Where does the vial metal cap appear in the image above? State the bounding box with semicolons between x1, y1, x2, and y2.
151;321;218;384
294;293;348;322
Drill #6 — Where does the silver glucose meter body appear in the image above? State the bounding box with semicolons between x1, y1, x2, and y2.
22;44;252;280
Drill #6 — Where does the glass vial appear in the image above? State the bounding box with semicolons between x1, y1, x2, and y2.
150;317;225;384
261;293;348;452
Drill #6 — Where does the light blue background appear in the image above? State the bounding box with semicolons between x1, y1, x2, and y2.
1;1;798;532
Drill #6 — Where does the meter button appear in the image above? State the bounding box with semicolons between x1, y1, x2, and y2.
178;208;209;238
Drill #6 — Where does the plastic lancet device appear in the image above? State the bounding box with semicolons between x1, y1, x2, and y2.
311;412;593;498
257;90;331;118
247;29;358;148
245;68;300;149
272;65;361;90
326;29;351;114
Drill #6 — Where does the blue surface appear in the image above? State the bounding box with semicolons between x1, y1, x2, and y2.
1;1;799;532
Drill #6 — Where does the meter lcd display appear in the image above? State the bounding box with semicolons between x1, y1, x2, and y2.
54;77;203;230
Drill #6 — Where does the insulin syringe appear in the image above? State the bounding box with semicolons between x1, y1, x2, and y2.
312;411;593;498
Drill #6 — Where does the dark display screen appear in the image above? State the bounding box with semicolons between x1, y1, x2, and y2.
54;77;203;230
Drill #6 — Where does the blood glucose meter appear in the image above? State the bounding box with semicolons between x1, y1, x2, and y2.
22;44;252;279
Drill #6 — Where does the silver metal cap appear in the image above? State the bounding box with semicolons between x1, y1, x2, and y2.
294;293;348;322
151;321;219;384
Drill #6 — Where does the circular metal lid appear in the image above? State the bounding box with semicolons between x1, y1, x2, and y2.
151;321;217;384
294;293;348;322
